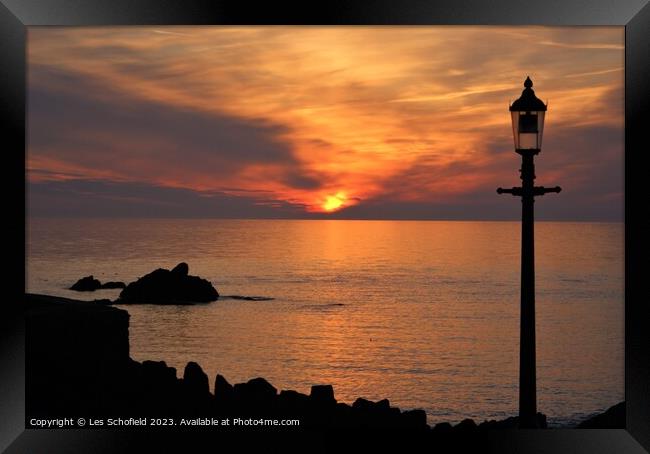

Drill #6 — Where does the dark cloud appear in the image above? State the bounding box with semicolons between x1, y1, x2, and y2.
331;184;621;222
27;179;311;219
28;65;323;189
281;170;323;190
329;119;623;222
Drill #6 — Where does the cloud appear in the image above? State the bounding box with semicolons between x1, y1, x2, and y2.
28;65;324;193
565;67;623;78
328;120;623;221
27;26;624;219
27;179;311;218
539;41;624;50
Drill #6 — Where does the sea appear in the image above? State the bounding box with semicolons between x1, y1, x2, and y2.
26;219;624;427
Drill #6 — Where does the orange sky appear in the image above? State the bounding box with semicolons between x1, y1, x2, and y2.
27;26;624;219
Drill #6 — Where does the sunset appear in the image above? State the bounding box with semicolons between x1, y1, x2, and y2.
28;26;622;219
26;26;624;435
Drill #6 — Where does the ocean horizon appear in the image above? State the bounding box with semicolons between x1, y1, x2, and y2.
26;218;624;427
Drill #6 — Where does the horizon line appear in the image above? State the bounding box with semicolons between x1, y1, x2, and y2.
25;216;624;223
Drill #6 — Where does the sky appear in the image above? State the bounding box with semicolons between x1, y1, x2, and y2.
27;26;624;220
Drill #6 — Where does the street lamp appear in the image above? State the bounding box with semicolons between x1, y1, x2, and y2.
510;76;546;151
497;77;561;429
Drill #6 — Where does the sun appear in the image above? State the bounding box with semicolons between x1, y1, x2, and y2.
322;192;347;212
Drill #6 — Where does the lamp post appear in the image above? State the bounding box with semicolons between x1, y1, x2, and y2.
497;77;561;429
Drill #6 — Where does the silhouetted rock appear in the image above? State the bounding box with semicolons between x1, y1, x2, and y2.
310;384;336;406
213;374;234;414
577;402;625;428
171;262;189;276
278;389;310;413
454;418;478;431
101;281;126;289
478;416;518;429
141;360;178;387
432;421;453;433
234;377;277;400
132;360;182;414
352;397;374;411
233;377;277;414
26;293;130;417
93;299;114;305
329;402;353;427
118;263;219;304
26;292;563;434
474;412;547;429
349;397;407;428
70;275;102;291
375;398;390;410
183;362;210;395
70;276;125;292
181;361;212;414
214;374;233;399
402;409;428;428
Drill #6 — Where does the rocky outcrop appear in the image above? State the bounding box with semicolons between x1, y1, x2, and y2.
70;276;126;291
576;401;625;428
214;374;234;406
70;275;102;291
26;293;131;417
28;292;613;433
24;293;433;430
117;262;219;304
310;384;336;406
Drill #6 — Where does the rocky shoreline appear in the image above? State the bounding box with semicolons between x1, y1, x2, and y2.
25;292;623;432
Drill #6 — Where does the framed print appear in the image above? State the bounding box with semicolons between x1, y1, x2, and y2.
2;0;648;452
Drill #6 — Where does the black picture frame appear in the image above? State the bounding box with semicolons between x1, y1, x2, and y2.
2;0;648;452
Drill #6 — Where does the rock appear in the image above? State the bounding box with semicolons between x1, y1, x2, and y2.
310;384;336;406
101;281;126;289
402;409;427;428
478;416;518;429
234;377;277;401
577;402;624;428
29;293;570;432
118;263;219;304
332;402;355;427
134;360;183;414
352;397;374;411
213;374;234;414
454;418;478;431
70;276;125;291
26;293;131;417
233;377;277;412
375;398;390;410
183;361;209;395
141;360;177;386
278;390;310;413
350;397;405;428
214;374;233;398
432;422;453;433
93;299;114;305
70;275;102;291
171;262;189;276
